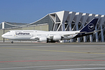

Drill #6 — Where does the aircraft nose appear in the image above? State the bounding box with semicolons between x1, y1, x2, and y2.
2;34;5;38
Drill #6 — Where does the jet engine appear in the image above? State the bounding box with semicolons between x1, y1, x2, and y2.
53;35;61;41
39;37;47;42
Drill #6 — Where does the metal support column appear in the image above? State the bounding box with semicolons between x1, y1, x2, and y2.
2;22;5;42
69;23;73;42
3;29;5;42
62;23;65;31
90;35;93;42
95;26;98;42
101;26;104;42
76;23;80;42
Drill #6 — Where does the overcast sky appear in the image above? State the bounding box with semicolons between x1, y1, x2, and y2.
0;0;105;23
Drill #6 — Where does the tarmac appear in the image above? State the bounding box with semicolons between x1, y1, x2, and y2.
0;42;105;70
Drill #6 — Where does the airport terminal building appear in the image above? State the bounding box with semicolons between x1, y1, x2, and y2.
0;11;105;42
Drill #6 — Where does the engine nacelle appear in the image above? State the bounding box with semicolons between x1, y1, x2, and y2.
53;35;61;41
39;37;47;42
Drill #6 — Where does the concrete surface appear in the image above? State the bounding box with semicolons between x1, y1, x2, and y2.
0;42;105;70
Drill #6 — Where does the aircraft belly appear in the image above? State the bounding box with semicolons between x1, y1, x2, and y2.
63;35;76;40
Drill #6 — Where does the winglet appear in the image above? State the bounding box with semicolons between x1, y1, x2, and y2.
80;18;98;32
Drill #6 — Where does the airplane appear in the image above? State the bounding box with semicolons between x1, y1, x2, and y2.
2;18;98;43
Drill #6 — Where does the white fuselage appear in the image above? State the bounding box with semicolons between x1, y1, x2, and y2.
2;30;80;41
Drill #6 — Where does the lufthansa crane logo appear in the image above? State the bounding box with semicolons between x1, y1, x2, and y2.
88;23;94;30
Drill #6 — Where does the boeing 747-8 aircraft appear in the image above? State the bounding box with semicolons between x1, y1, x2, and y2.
2;18;98;43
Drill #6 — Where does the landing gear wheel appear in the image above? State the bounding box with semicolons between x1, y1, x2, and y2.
11;41;13;43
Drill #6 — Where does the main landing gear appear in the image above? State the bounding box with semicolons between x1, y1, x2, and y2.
11;41;13;43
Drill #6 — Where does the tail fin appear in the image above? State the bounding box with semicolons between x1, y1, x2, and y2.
80;18;98;32
74;18;98;38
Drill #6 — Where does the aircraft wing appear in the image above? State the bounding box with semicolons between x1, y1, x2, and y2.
63;34;75;37
94;30;101;32
30;37;39;41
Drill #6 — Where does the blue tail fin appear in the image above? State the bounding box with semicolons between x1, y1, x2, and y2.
74;18;98;38
80;18;98;32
